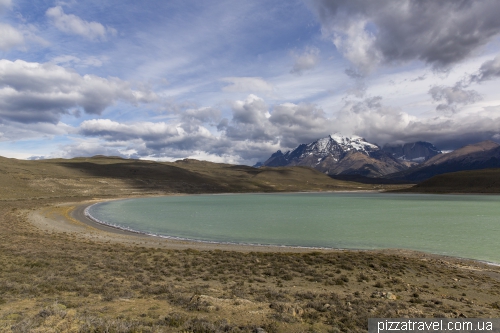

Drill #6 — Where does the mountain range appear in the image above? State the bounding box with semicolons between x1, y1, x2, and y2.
258;134;500;181
387;140;500;182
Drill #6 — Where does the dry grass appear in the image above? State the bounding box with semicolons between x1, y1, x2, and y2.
0;156;409;201
0;157;498;332
1;199;500;332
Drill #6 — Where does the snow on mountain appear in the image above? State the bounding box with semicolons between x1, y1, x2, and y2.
328;134;379;154
260;134;409;177
281;134;380;162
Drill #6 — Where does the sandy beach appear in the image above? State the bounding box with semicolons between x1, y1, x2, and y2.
29;197;500;268
30;198;345;252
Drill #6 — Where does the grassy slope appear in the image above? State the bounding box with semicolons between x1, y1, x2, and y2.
0;156;409;201
1;157;500;332
401;168;500;193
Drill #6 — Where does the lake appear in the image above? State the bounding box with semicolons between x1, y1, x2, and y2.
86;192;500;264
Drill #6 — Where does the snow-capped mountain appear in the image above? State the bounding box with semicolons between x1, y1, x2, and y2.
284;134;380;164
260;134;409;177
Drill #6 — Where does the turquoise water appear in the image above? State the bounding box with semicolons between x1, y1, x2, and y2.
87;193;500;263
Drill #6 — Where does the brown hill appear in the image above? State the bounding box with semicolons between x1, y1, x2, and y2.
0;156;409;200
422;140;499;166
397;168;500;193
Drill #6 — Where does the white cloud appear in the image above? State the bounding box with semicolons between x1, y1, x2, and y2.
46;6;116;41
331;18;381;75
219;94;277;142
79;119;179;141
290;47;320;75
221;77;273;93
0;23;25;51
0;59;157;123
79;117;218;154
48;139;137;159
57;92;500;163
333;96;500;149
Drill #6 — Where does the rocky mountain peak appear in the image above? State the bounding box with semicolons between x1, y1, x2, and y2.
258;135;448;177
382;141;441;163
328;133;379;154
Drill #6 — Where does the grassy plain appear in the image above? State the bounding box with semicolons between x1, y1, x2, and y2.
1;156;500;332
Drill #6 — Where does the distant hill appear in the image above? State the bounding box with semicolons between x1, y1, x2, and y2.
0;155;410;200
259;134;437;177
386;141;500;182
399;168;500;193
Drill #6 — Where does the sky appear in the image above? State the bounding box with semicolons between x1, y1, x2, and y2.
1;0;500;164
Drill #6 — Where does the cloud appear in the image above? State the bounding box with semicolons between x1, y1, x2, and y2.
55;93;500;162
0;22;48;51
49;139;140;160
429;84;482;113
344;68;363;79
333;96;500;149
79;119;179;142
218;94;276;142
75;95;334;163
0;121;73;141
221;77;273;93
0;59;157;124
80;106;223;154
290;47;320;75
179;107;221;133
469;55;500;83
331;16;381;74
50;55;106;68
309;0;500;73
78;118;219;158
269;102;333;147
46;6;117;41
0;23;25;51
410;75;427;82
219;96;333;151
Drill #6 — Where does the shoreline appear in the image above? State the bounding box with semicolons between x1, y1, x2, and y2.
47;196;498;268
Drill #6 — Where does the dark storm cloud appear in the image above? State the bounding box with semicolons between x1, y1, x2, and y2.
309;0;500;72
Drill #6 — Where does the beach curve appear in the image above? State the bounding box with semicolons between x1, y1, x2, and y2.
26;196;500;269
